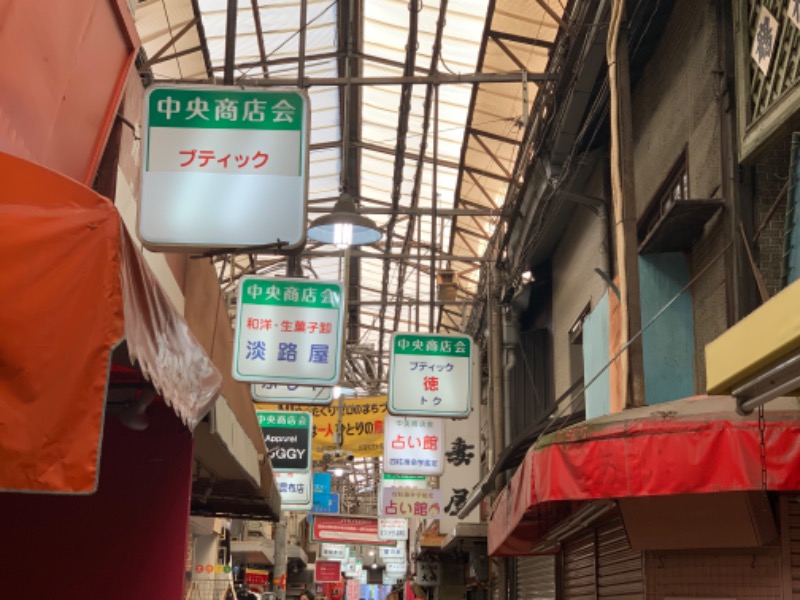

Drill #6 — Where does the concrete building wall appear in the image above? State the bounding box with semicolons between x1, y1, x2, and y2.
551;189;609;402
630;0;727;393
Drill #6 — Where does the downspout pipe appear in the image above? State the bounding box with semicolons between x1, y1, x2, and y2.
502;309;518;453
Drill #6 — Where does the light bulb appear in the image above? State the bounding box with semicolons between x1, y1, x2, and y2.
332;467;345;477
333;222;353;248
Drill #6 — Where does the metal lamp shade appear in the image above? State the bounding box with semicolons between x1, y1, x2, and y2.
307;192;382;246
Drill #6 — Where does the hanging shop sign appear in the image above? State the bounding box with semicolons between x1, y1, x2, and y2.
383;415;445;475
414;561;440;588
312;515;394;546
320;544;349;561
379;543;406;561
378;473;427;513
245;568;270;588
378;517;409;541
343;558;363;579
312;492;340;514
438;406;481;534
278;396;387;460
274;471;312;509
253;382;334;405
314;472;332;495
234;277;344;385
381;488;443;520
257;410;312;471
345;578;360;600
750;6;778;76
140;85;308;249
315;560;342;583
388;333;473;418
384;562;407;577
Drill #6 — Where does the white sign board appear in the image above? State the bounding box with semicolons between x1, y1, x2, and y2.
252;382;334;405
383;415;444;475
379;544;406;561
378;518;409;541
378;473;427;514
275;471;312;509
320;544;349;561
415;561;440;587
384;562;407;576
381;487;443;520
389;333;473;418
439;406;481;533
343;557;363;579
233;277;345;385
140;85;309;249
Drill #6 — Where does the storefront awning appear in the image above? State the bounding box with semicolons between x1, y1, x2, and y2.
0;152;221;493
488;395;800;556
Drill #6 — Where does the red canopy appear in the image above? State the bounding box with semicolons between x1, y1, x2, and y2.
488;395;800;556
0;152;220;494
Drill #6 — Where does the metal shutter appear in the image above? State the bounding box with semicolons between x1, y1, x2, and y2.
516;555;556;600
791;499;800;597
596;516;644;599
563;531;596;599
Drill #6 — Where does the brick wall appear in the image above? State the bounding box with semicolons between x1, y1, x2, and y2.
629;0;727;393
753;131;793;297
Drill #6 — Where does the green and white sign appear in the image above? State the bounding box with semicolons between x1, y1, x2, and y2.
256;410;313;472
252;382;334;405
139;85;309;249
388;333;473;418
234;276;345;385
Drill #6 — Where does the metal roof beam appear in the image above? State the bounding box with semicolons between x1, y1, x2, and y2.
487;30;555;50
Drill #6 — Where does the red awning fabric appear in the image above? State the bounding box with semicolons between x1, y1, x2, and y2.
0;152;220;494
488;395;800;556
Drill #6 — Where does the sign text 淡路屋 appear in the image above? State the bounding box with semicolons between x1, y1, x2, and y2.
234;277;344;386
388;333;473;418
140;86;309;248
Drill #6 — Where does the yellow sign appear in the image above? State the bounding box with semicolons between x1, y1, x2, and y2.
275;396;387;460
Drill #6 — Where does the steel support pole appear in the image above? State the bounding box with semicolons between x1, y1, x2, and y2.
272;513;288;600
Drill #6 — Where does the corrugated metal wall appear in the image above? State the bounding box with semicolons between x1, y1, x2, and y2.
596;517;644;598
516;555;556;600
563;531;597;599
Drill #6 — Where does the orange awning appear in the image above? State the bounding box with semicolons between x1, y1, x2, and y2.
0;152;221;494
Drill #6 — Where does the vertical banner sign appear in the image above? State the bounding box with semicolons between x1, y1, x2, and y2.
140;85;309;249
346;579;360;600
383;415;444;475
389;333;473;418
415;562;441;587
257;411;312;471
253;383;334;405
234;277;344;385
438;407;481;534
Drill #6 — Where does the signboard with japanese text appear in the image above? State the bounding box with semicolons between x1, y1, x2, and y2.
384;562;407;577
320;544;349;561
415;561;440;587
312;515;394;545
343;557;363;578
378;473;427;513
345;578;360;600
378;518;409;541
312;492;340;514
234;277;344;386
253;382;334;405
383;415;444;475
140;85;309;249
315;560;342;583
438;407;481;534
379;543;406;561
274;471;312;509
381;488;443;520
256;410;312;471
277;396;387;460
245;568;270;588
314;472;333;495
388;333;473;418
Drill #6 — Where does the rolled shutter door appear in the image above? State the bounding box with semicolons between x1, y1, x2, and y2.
515;555;556;600
563;531;596;600
597;516;643;598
